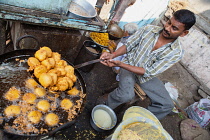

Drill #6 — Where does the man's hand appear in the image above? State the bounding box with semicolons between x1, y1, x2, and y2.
101;59;121;67
100;52;116;66
100;52;115;60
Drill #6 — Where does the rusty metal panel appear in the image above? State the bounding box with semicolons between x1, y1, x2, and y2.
0;0;71;15
19;24;84;63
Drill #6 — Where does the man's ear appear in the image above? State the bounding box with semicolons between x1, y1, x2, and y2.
180;30;189;37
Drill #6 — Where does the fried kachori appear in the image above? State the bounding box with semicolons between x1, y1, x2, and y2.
45;113;59;126
41;59;52;70
39;73;53;88
27;110;42;124
34;65;48;78
34;87;46;97
4;105;21;117
37;100;50;112
66;73;77;82
56;77;69;91
35;49;47;61
40;46;52;57
56;60;68;67
51;52;61;62
60;98;73;110
22;93;37;104
48;72;58;86
4;86;21;101
64;65;74;74
27;57;40;70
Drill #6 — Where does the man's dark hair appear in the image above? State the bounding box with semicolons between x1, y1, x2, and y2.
173;9;196;30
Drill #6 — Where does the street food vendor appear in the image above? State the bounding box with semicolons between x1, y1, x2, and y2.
97;9;196;120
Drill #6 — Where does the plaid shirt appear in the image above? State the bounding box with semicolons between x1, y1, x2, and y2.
123;25;184;83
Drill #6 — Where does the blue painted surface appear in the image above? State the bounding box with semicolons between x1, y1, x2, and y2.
0;0;71;15
118;0;169;29
0;0;106;32
0;9;105;32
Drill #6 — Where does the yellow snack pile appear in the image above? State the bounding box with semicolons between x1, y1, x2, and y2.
90;32;109;46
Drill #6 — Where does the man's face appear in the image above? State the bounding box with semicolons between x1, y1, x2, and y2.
162;16;188;39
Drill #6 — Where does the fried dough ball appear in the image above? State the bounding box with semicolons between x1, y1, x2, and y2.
45;113;59;126
25;78;38;90
34;87;46;97
56;77;69;91
65;65;74;74
35;49;47;61
67;87;79;96
22;93;37;104
4;105;21;117
41;58;56;70
52;52;61;62
41;59;52;70
4;87;20;101
27;110;42;124
40;46;52;57
37;100;50;112
63;77;74;89
48;69;61;77
60;98;73;110
27;57;40;70
48;58;56;68
34;65;48;78
55;66;66;76
48;73;57;86
39;73;53;88
66;73;77;82
56;60;68;67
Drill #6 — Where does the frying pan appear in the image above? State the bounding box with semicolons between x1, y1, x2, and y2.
0;49;86;137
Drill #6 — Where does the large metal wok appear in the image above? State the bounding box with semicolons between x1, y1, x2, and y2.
0;49;86;137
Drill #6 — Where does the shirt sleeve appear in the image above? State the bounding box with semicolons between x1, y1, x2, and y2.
143;50;184;78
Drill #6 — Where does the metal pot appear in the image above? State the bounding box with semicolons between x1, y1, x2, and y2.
108;23;124;40
74;40;102;72
67;0;97;19
90;105;117;132
0;49;86;137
